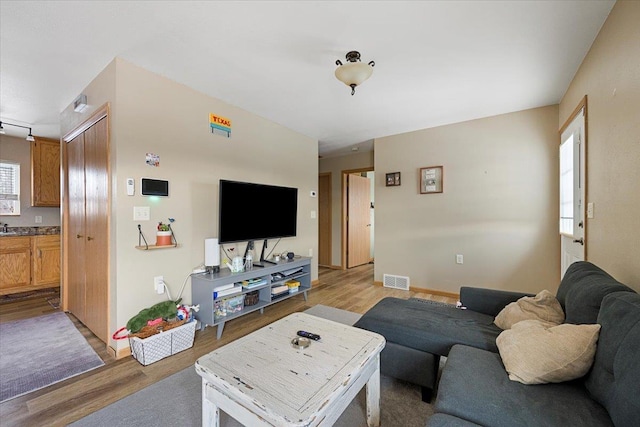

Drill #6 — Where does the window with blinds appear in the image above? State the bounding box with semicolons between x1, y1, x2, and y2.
0;161;20;215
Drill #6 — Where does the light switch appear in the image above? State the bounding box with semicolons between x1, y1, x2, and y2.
310;210;317;219
134;206;150;221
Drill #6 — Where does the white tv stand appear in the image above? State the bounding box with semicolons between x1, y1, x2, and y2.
191;257;311;339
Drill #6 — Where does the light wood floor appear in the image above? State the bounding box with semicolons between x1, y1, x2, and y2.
0;264;456;427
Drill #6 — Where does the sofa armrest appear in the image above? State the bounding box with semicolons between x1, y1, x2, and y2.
459;287;534;317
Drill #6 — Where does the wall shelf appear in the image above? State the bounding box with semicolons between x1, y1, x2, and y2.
135;244;180;250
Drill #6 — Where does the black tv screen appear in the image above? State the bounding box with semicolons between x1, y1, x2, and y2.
218;180;298;244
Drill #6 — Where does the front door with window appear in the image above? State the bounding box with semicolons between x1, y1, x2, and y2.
560;103;586;277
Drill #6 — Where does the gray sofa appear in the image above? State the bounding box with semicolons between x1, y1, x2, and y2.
354;262;639;425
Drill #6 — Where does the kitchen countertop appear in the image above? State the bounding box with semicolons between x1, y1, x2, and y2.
0;226;60;236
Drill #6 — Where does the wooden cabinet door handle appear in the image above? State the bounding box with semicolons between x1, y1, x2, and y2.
76;234;83;239
87;236;94;241
38;249;42;258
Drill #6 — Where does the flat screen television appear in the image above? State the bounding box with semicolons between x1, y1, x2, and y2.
218;180;298;264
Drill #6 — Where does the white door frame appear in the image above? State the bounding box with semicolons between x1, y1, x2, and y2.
559;97;587;278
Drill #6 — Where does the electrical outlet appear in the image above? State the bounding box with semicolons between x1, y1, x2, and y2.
154;276;164;294
308;248;313;257
35;216;42;224
456;254;464;264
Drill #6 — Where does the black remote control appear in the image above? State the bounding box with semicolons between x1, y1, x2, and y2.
297;330;321;341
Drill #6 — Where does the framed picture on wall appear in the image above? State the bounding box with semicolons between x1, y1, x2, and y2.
386;172;401;187
420;166;443;194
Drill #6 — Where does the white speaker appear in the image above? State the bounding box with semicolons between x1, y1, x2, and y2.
205;238;220;273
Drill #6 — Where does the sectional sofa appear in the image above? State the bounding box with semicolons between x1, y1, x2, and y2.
354;262;640;426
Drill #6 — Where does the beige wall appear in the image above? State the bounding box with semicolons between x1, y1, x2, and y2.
375;105;560;294
559;0;640;290
319;151;374;267
61;58;318;352
0;135;60;226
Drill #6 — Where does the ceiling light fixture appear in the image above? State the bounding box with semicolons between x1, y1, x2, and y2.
0;121;36;141
335;51;375;96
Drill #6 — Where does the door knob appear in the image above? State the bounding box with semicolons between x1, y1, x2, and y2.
76;234;83;239
573;238;584;245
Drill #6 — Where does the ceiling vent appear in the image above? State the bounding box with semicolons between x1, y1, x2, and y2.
383;274;410;291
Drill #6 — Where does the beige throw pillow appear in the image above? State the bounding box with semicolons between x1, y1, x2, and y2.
496;320;601;384
494;290;564;329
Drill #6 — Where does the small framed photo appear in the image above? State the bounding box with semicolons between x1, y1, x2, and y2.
420;166;443;194
386;172;401;187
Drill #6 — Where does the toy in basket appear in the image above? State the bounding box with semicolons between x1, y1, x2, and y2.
113;300;199;365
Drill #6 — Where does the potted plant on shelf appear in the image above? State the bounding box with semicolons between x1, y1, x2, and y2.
156;222;172;246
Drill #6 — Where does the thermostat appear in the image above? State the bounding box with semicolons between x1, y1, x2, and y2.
126;178;135;196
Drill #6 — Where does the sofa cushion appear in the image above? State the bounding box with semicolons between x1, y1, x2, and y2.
494;290;564;329
459;287;535;317
496;320;600;384
585;291;640;427
435;345;613;427
354;297;502;356
556;261;634;324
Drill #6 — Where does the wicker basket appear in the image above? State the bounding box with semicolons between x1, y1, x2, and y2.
129;320;196;366
244;291;259;306
129;318;187;339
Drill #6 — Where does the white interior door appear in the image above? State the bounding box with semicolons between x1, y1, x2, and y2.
560;106;586;277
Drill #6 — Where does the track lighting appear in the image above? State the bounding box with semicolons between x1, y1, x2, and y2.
0;121;36;141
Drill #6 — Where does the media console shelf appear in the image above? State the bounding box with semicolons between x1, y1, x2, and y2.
191;256;311;339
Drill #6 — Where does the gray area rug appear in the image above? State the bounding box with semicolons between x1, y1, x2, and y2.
0;311;104;403
304;303;363;325
73;305;434;426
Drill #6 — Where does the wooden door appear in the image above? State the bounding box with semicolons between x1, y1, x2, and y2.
347;174;371;268
67;133;86;322
318;173;331;267
83;117;109;343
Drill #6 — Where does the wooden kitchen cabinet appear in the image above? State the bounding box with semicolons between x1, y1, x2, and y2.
0;236;32;294
31;136;61;207
33;235;61;287
0;235;61;295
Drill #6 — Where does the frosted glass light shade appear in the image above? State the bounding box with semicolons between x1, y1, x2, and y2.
335;62;374;87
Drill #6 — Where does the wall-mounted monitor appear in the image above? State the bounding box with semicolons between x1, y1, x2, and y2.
141;178;169;197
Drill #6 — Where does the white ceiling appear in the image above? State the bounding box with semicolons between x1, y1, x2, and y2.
0;1;614;157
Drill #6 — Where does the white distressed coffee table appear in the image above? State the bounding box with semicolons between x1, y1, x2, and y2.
195;312;386;427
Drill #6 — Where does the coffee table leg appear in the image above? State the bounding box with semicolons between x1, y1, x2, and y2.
365;355;381;427
202;380;220;427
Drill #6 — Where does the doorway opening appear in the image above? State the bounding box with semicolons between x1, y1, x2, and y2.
559;96;587;278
